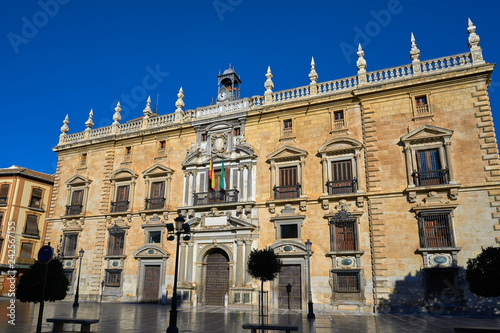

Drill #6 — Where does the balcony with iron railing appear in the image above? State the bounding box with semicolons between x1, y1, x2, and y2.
273;185;301;200
65;204;83;216
145;197;166;210
110;201;130;212
413;169;449;186
193;189;239;206
326;179;357;195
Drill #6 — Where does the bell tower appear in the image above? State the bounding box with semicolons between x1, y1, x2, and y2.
216;65;241;103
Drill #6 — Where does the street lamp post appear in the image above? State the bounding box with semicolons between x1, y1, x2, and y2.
166;215;191;333
305;239;315;319
73;248;85;308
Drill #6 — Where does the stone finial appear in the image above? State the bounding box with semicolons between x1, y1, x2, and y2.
264;66;274;92
113;102;121;125
174;87;185;122
409;32;421;62
309;57;318;84
143;96;152;117
60;114;69;134
356;44;367;72
84;109;94;131
467;18;485;65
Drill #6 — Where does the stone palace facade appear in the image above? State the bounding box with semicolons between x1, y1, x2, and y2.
45;20;499;314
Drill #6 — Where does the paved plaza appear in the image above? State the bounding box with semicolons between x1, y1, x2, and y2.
1;298;499;333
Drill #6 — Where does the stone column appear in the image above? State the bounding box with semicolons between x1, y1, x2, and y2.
179;241;187;284
183;174;189;206
299;158;306;197
247;165;253;201
270;163;276;199
186;241;194;283
355;150;363;192
236;239;244;286
404;145;414;187
243;166;249;202
443;140;456;184
187;172;194;206
321;157;328;195
244;239;252;286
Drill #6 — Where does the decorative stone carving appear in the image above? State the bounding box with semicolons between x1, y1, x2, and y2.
426;253;453;268
322;199;329;210
244;205;252;215
60;115;69;134
85;109;94;131
336;256;357;269
264;66;274;93
113;102;121;125
356;44;367;72
309;57;318;84
235;135;255;152
268;203;276;214
299;200;307;212
143;95;152;117
174;87;185;122
408;191;417;203
188;209;195;218
449;188;459;200
107;259;124;269
210;132;228;154
467;18;485;65
409;33;421;62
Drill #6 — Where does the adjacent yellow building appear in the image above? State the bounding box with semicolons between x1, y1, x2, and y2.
0;166;54;295
45;20;500;315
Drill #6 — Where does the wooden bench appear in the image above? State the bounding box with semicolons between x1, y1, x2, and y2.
46;318;99;332
242;323;299;333
454;328;500;333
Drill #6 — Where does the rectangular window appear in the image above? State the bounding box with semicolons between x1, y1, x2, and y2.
280;224;298;239
112;185;130;212
105;270;121;287
333;111;345;129
24;214;39;236
64;234;78;257
80;153;87;167
125;146;131;155
67;189;84;215
20;243;33;259
147;182;165;209
283;119;293;137
419;211;454;248
328;160;355;194
108;232;125;256
415;95;429;114
159;140;166;150
415;149;448;185
148;231;162;244
332;219;357;251
0;184;9;206
275;166;299;199
333;271;360;293
201;133;207;142
29;188;43;209
234;127;241;136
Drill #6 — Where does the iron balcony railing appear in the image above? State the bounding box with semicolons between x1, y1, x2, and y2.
193;189;239;205
110;200;130;212
326;178;357;195
273;184;301;199
145;197;165;210
65;204;83;216
413;168;449;186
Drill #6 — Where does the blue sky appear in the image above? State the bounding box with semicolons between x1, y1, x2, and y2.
1;0;499;174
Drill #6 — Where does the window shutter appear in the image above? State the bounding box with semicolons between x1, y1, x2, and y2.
25;215;39;235
332;160;352;182
0;184;9;202
71;190;84;205
20;243;33;258
151;182;164;199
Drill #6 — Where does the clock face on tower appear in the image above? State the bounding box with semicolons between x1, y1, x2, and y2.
217;90;228;102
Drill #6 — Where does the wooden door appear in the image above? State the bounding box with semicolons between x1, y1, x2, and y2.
205;250;229;306
278;265;301;309
143;265;160;303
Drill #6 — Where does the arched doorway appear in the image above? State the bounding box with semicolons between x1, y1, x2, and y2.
205;249;229;306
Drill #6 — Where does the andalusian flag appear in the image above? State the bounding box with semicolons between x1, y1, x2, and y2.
209;156;215;189
220;159;226;191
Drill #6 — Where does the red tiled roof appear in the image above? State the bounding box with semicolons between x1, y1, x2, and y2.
0;166;55;183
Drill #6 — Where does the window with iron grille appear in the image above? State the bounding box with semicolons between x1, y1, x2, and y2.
328;160;356;194
415;149;448;186
0;184;9;206
29;188;43;209
24;214;39;236
111;185;130;212
333;271;360;292
105;270;121;287
67;189;84;215
280;224;298;239
418;211;454;248
426;269;458;297
108;232;125;256
63;233;78;257
20;242;33;259
275;166;300;199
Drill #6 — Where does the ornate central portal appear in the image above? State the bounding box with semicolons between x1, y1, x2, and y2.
205;249;229;306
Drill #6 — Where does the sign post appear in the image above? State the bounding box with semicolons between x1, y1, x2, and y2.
36;245;53;333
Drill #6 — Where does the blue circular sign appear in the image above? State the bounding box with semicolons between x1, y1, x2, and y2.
38;245;54;264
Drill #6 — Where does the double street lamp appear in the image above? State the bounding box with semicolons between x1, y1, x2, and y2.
73;248;85;308
166;215;191;333
305;239;315;319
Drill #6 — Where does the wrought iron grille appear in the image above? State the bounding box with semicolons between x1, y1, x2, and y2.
326;179;357;195
413;169;449;186
419;211;454;248
334;271;360;293
145;197;165;210
193;189;238;205
110;201;129;212
65;204;83;215
331;220;357;251
273;185;301;199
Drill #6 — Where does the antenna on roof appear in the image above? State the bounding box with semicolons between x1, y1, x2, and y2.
153;94;159;114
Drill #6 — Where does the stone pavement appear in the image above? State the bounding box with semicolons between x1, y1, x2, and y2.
1;298;499;333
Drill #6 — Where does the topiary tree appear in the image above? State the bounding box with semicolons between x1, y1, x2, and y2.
16;257;69;303
466;246;500;298
247;247;282;327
